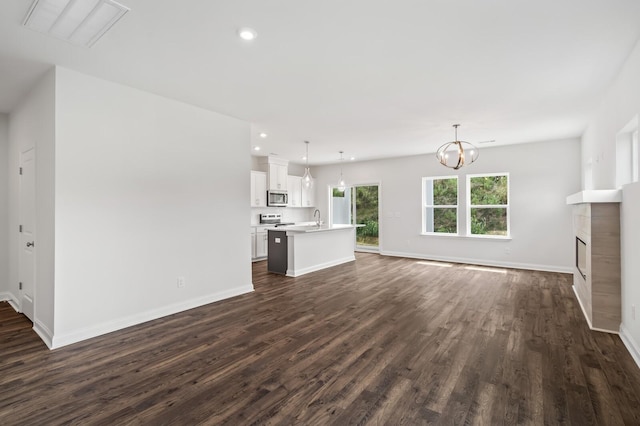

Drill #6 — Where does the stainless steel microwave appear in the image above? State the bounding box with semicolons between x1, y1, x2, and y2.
267;190;288;207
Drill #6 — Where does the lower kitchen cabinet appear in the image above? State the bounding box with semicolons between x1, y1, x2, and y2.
252;227;269;260
255;231;268;258
251;231;256;259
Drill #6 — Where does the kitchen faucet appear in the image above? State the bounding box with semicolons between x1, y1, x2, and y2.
314;209;321;226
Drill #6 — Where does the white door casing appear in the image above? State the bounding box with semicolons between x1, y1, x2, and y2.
19;148;36;322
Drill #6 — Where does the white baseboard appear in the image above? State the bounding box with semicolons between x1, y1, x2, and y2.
49;284;254;349
620;324;640;370
287;256;355;277
0;292;21;312
34;320;54;349
380;250;573;274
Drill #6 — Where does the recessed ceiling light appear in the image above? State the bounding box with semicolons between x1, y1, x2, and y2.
350;156;356;161
23;0;130;48
259;132;268;138
253;146;261;151
238;27;257;41
302;156;307;161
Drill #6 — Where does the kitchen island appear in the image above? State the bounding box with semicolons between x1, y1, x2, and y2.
267;224;357;277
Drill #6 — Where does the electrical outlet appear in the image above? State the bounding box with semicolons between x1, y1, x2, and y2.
177;277;185;288
632;304;636;320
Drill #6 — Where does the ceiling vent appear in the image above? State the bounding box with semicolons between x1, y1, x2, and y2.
23;0;130;48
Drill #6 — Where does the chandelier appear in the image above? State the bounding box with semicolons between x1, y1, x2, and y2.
436;124;479;170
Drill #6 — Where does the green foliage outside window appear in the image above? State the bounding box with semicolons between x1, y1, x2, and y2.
470;208;508;235
433;208;457;233
425;177;457;233
332;188;345;197
469;175;508;236
470;175;508;205
433;178;458;205
354;186;379;246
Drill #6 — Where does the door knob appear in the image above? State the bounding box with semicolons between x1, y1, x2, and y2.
26;242;34;247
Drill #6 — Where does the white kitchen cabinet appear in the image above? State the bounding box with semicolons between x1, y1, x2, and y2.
268;163;288;191
251;229;256;259
251;226;269;260
255;230;268;258
259;156;289;191
251;171;267;207
287;175;302;207
301;179;316;207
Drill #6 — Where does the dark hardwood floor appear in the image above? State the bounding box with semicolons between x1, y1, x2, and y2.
2;253;640;424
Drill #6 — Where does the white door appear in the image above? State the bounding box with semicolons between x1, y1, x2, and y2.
19;148;36;322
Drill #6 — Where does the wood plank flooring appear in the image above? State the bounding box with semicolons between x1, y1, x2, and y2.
2;253;640;424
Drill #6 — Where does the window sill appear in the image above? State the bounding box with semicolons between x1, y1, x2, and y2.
420;233;512;241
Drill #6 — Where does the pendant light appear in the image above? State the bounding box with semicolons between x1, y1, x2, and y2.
302;141;313;188
436;124;479;170
337;151;346;192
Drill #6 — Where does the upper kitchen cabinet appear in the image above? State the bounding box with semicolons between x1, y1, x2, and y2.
251;171;267;207
302;179;316;207
259;157;289;191
269;163;288;191
288;176;302;207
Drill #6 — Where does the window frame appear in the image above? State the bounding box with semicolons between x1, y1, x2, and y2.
422;175;459;235
466;172;510;239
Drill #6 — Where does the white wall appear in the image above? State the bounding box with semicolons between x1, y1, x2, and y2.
314;138;581;272
582;39;640;190
621;182;640;359
0;114;8;299
8;68;56;335
581;39;640;364
19;67;251;348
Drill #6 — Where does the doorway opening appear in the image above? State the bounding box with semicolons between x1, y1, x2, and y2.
331;184;379;251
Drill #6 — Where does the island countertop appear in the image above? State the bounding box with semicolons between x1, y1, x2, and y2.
280;224;358;234
266;224;360;277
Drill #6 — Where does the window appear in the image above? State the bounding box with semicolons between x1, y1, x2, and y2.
422;176;458;234
332;187;345;197
467;173;509;237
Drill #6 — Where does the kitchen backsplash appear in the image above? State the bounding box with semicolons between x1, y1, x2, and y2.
251;207;315;225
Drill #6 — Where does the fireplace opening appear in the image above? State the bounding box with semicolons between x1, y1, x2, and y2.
576;237;587;280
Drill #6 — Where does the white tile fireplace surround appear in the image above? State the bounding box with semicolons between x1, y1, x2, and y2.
567;190;622;333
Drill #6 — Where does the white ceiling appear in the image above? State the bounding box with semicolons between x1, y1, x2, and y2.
1;0;639;164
